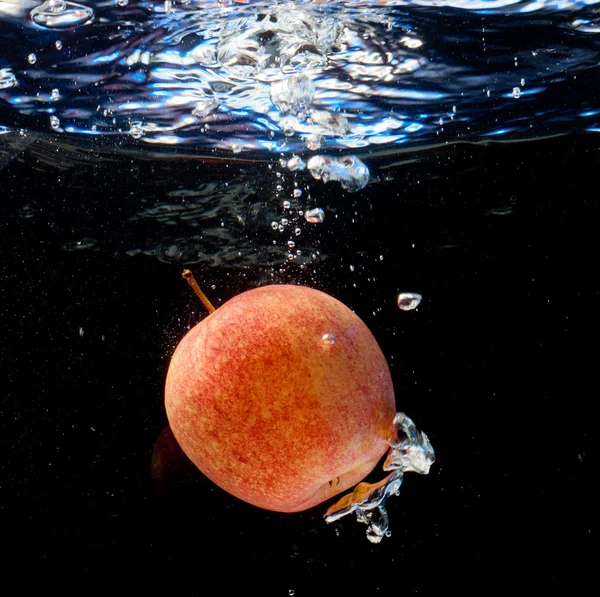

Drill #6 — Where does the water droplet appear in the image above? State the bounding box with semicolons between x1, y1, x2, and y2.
512;87;521;99
287;240;295;248
50;115;60;129
397;292;422;311
304;208;325;224
271;221;278;230
293;188;302;198
27;53;37;65
50;88;60;101
385;530;392;537
280;218;288;226
294;228;301;236
282;200;291;209
322;333;335;346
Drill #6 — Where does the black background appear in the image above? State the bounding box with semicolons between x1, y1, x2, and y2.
0;134;593;594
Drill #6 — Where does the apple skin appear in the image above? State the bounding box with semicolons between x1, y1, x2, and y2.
165;284;396;513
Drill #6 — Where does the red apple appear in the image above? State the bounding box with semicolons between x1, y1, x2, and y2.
165;284;396;513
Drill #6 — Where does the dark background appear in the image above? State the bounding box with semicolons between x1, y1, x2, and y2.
0;134;593;594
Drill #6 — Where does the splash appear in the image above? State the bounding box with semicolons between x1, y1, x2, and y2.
324;412;434;543
0;0;598;155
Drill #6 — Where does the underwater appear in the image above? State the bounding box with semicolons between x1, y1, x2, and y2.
0;1;594;594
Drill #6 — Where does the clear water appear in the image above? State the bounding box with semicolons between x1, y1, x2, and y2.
1;0;599;157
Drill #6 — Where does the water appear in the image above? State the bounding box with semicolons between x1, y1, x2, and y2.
0;0;594;593
0;0;599;155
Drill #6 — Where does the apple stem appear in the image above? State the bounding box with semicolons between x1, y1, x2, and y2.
182;269;216;314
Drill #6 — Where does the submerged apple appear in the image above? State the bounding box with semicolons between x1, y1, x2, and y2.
165;283;397;513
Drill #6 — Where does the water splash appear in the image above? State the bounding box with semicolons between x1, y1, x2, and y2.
324;412;434;543
0;0;598;155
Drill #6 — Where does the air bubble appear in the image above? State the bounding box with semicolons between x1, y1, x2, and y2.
130;122;144;139
50;115;60;129
304;208;325;224
293;188;302;198
51;88;60;101
294;228;301;236
512;87;521;99
286;156;306;172
282;200;291;209
30;1;94;29
271;221;278;230
322;333;335;345
397;292;422;311
287;240;295;248
27;53;37;65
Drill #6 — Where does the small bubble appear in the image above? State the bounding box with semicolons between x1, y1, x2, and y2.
397;292;422;311
271;221;278;230
349;265;355;272
294;228;301;236
129;121;144;139
55;40;63;50
50;88;60;101
293;188;302;198
27;53;37;65
282;200;291;209
79;327;84;337
281;218;288;226
231;142;242;154
520;78;525;87
322;333;335;345
304;208;325;224
50;115;60;129
287;240;296;248
385;530;392;537
117;0;129;6
289;591;295;596
512;87;521;99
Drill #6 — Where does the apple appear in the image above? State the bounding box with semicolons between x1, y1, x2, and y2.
165;284;396;513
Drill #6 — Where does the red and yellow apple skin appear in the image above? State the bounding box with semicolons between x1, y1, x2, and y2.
165;284;396;513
